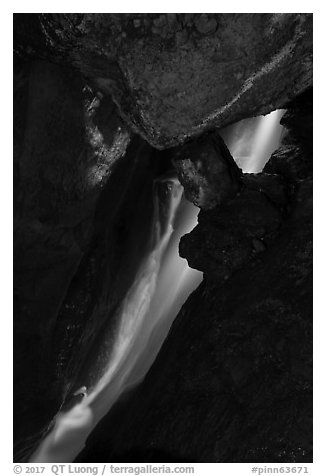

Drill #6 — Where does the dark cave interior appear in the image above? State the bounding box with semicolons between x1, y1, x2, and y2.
13;13;312;464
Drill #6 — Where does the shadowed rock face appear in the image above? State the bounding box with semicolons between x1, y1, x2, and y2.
77;90;312;463
179;182;283;278
264;89;313;182
14;13;312;148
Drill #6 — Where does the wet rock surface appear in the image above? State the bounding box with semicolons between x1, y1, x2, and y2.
14;13;312;148
77;90;312;463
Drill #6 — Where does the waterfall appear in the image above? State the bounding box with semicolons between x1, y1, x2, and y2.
85;178;183;403
220;109;285;172
29;110;284;463
30;177;202;463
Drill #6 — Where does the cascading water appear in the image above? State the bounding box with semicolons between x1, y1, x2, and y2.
85;178;184;403
30;176;202;463
29;110;285;463
220;109;285;172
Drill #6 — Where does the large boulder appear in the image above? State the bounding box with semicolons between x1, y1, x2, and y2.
171;132;242;210
14;13;312;148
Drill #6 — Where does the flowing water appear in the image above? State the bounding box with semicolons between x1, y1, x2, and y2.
30;177;202;462
29;110;285;463
220;109;285;173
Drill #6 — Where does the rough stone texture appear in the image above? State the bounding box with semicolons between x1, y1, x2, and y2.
179;182;283;278
171;132;241;210
77;89;312;463
14;13;312;148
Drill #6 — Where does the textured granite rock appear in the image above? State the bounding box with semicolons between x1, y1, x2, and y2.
14;13;312;148
171;132;241;210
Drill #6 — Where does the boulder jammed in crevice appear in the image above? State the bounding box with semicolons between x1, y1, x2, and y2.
14;13;312;148
171;132;241;210
77;90;312;463
171;126;289;280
